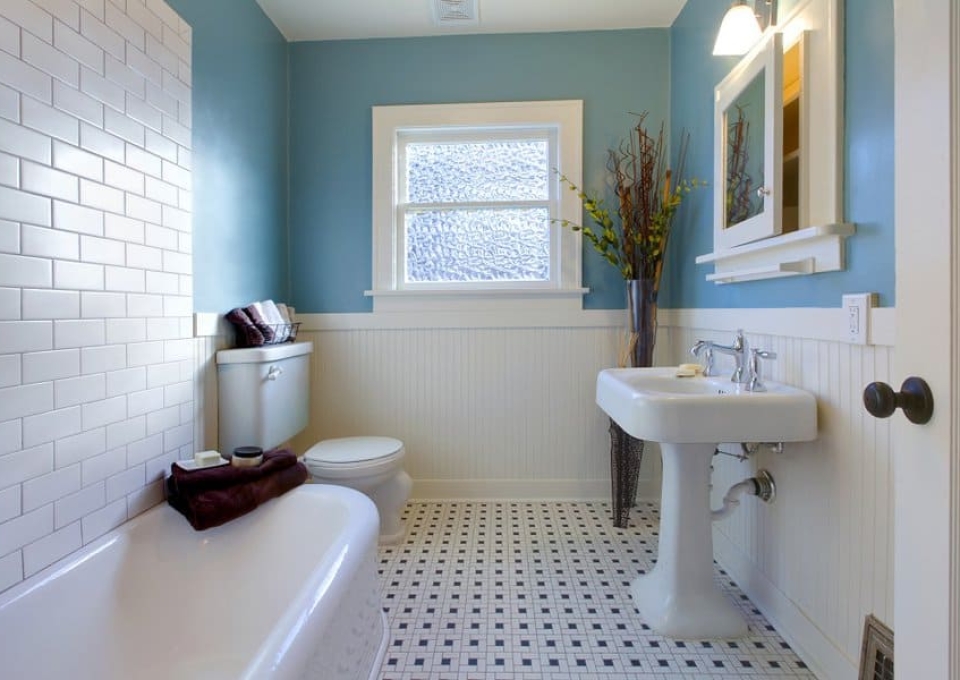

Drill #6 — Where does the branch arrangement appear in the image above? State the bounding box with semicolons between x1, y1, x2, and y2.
725;104;755;226
557;113;701;286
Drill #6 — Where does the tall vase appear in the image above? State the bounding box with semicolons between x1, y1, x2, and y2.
610;278;659;527
626;278;659;369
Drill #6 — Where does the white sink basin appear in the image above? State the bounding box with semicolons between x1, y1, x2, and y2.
596;366;817;444
596;365;818;639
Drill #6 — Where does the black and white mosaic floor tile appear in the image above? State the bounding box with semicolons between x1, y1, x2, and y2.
377;501;815;680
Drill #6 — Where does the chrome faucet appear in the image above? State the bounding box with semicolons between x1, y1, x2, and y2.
691;330;779;390
692;329;749;383
712;329;750;383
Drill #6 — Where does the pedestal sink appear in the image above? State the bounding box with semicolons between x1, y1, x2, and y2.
596;367;817;639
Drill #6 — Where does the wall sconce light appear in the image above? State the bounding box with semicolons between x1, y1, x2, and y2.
713;0;777;56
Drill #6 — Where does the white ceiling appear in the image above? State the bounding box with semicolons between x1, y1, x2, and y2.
255;0;688;42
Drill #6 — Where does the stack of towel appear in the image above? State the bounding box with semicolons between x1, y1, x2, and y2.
166;449;308;530
226;300;295;347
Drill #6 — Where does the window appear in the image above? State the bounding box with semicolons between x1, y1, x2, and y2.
370;101;585;312
400;132;553;286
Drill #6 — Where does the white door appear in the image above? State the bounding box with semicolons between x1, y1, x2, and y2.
892;2;958;678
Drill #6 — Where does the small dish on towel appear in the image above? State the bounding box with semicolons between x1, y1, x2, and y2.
174;457;229;472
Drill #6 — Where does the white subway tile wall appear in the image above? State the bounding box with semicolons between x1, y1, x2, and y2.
0;356;21;387
0;0;191;594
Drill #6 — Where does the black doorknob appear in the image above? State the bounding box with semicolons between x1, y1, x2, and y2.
863;377;934;424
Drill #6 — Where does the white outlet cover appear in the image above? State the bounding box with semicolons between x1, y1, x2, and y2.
842;293;876;345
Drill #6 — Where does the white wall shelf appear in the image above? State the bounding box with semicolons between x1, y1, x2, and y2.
696;222;855;284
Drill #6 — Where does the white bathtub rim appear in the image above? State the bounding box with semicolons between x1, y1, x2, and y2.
243;484;382;679
0;484;374;611
369;610;390;680
0;515;129;611
0;483;385;680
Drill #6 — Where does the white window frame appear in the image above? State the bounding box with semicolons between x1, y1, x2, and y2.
369;100;585;313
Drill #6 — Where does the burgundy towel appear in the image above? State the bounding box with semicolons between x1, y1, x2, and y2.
167;461;308;531
225;307;264;347
244;304;275;343
168;448;299;495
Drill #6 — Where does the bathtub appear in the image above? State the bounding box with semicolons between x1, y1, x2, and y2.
0;484;387;680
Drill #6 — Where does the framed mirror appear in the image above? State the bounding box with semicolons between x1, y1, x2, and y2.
698;0;853;285
714;32;783;249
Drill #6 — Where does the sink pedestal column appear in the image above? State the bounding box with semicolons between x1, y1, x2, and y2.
630;442;748;639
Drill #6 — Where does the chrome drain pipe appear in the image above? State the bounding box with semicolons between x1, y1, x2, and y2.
712;469;777;521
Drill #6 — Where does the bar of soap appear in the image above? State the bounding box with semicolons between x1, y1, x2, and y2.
194;450;222;467
676;363;704;377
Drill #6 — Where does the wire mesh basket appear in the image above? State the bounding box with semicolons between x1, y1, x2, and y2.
238;322;301;348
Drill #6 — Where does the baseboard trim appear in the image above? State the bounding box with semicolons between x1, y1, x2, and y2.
713;528;858;680
412;477;661;501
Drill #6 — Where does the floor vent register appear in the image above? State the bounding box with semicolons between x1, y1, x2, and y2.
859;614;894;680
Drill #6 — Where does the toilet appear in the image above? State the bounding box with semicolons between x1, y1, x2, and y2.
216;340;411;543
302;436;411;543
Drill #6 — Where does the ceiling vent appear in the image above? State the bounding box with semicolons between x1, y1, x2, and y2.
432;0;479;27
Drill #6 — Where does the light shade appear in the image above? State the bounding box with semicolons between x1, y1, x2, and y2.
713;3;763;56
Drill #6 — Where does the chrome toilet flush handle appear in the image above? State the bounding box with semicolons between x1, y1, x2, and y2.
267;365;284;381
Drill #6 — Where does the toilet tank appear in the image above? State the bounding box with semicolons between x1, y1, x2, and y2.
216;341;313;456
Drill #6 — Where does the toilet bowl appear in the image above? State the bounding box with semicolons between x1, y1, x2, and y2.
303;436;412;544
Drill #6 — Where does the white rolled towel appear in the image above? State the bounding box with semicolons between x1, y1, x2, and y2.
276;303;295;341
260;299;288;341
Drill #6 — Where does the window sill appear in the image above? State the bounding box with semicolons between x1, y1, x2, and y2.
364;287;589;313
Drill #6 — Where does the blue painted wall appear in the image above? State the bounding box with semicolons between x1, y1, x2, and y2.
166;0;290;312
172;0;892;312
287;30;671;312
662;0;895;308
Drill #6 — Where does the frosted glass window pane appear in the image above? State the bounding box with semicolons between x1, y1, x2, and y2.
406;141;549;203
405;208;550;282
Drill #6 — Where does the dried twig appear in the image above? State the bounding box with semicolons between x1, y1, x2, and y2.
556;113;701;288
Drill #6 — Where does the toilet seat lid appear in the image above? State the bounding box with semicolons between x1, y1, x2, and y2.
304;436;404;465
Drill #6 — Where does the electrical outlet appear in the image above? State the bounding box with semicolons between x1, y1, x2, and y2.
842;293;877;345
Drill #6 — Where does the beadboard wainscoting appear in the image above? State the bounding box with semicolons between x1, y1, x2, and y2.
295;324;662;499
191;331;226;456
657;311;895;680
194;310;667;500
191;311;233;454
0;0;193;595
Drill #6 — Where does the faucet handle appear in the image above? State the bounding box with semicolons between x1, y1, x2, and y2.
701;346;718;376
691;340;718;376
747;349;777;392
